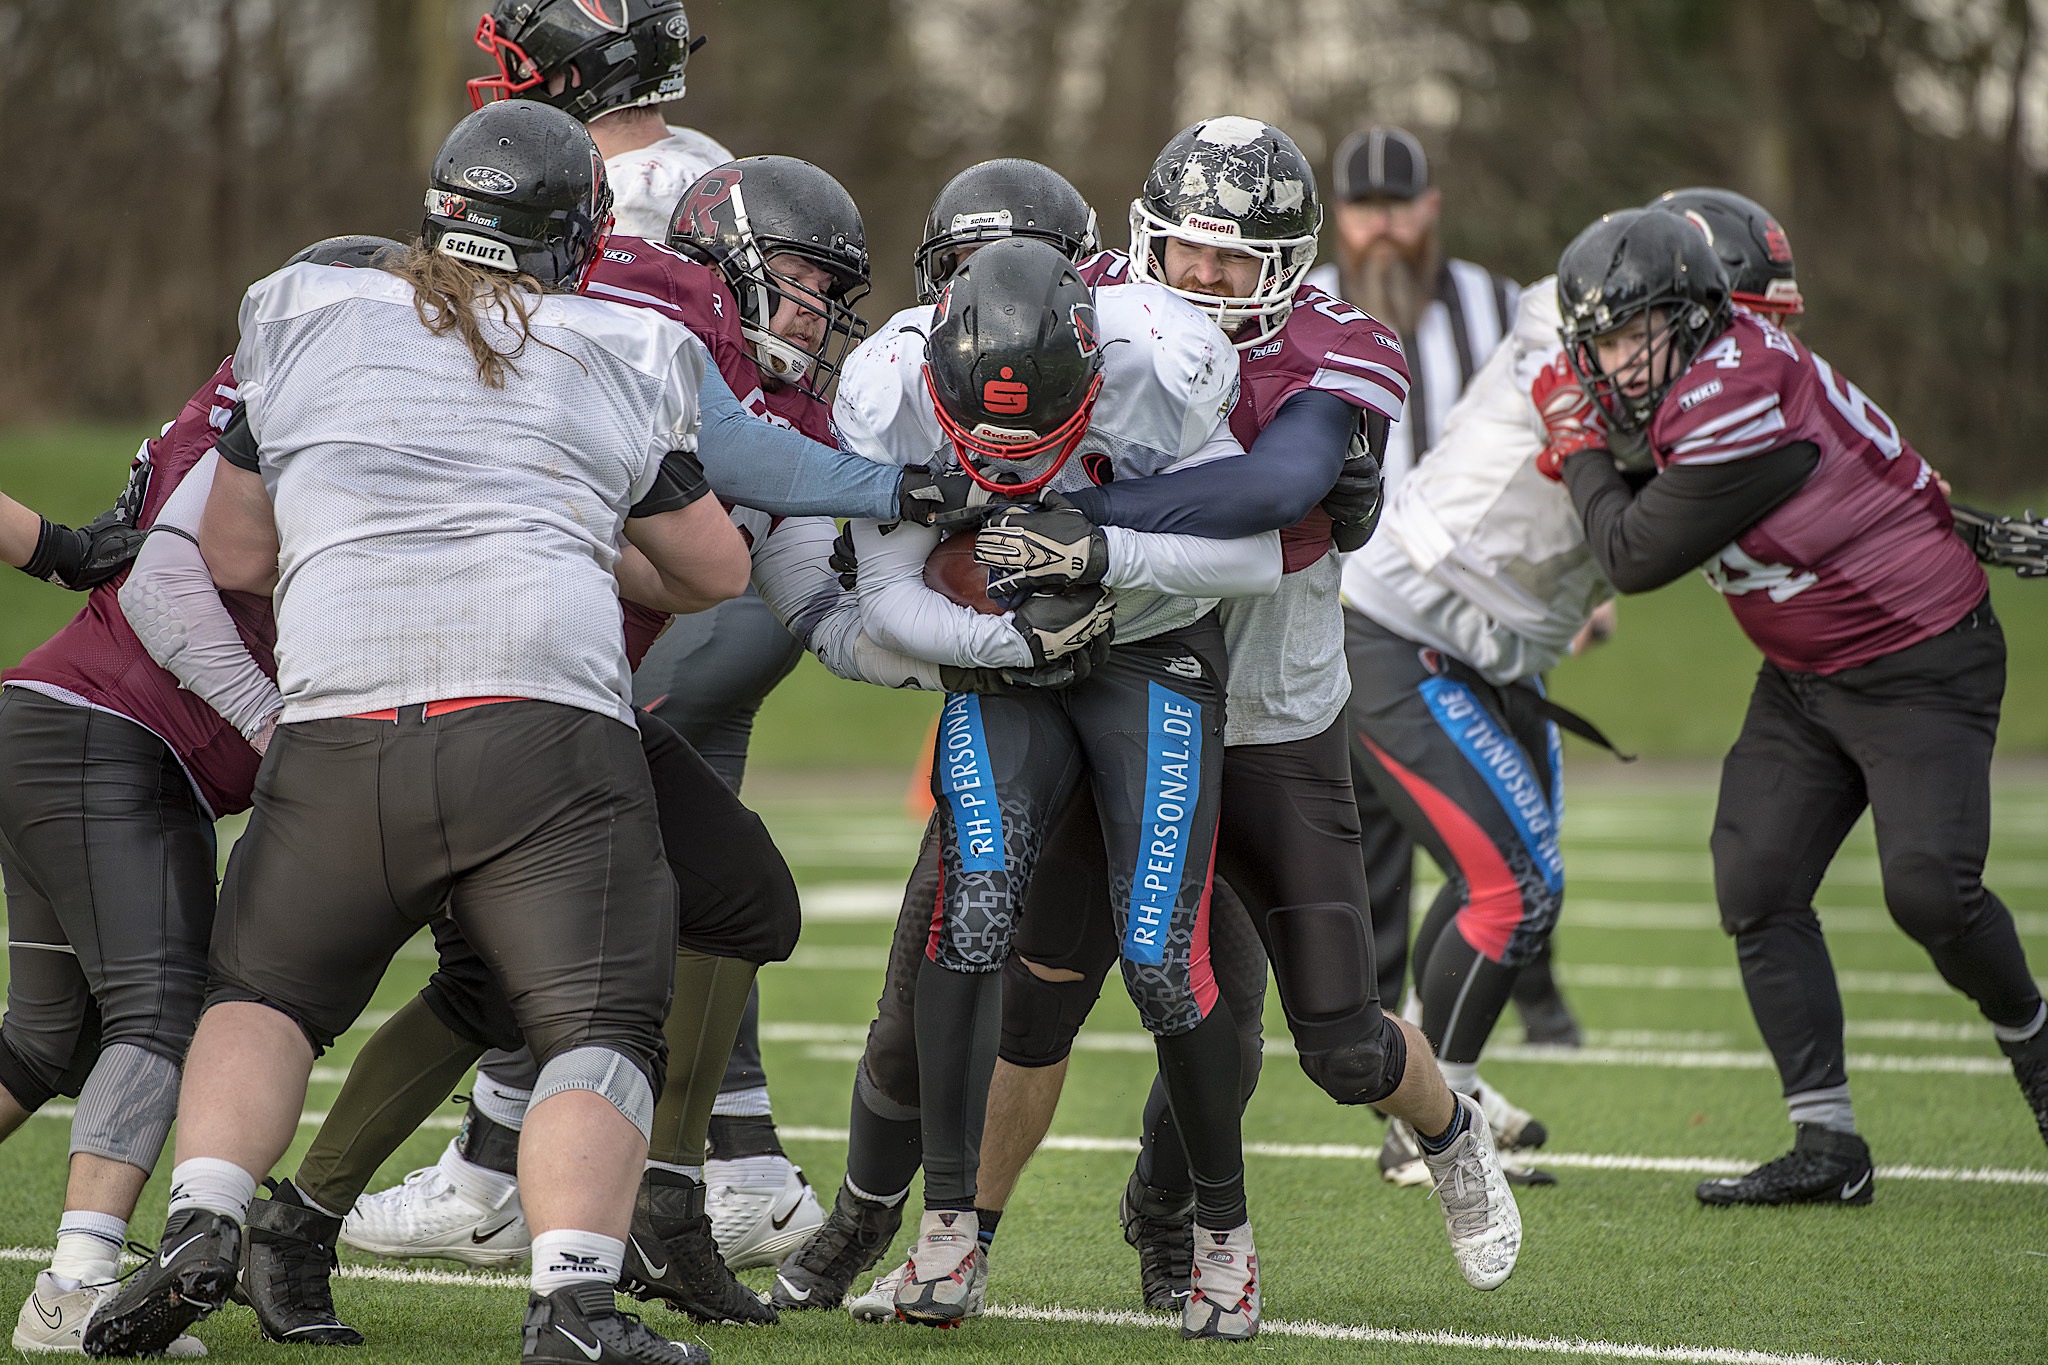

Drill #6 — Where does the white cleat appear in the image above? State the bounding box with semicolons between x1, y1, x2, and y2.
890;1210;987;1327
340;1140;529;1268
846;1260;910;1323
706;1156;825;1272
15;1271;206;1356
1421;1092;1523;1290
1181;1222;1259;1342
1378;1118;1432;1187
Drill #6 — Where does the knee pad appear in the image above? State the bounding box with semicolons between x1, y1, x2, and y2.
1881;850;1972;947
997;952;1109;1068
860;1009;920;1112
854;1057;919;1123
69;1042;179;1170
531;1045;657;1142
1297;1012;1408;1107
420;975;525;1055
1267;903;1375;1024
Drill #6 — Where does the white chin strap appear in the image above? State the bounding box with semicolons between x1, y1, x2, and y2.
746;326;813;386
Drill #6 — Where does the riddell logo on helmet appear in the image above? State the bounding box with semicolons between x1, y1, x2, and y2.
983;368;1031;415
1182;213;1241;237
970;422;1036;446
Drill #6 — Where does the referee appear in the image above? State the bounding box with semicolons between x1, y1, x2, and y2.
1309;126;1578;1048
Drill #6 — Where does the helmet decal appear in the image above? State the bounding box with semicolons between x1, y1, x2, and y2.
569;0;628;34
982;369;1031;416
1070;303;1099;356
1763;218;1793;265
674;168;743;240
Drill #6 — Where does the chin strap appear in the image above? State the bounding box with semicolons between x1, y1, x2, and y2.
1952;502;2048;578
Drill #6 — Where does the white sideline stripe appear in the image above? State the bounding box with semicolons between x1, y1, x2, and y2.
0;1247;1900;1365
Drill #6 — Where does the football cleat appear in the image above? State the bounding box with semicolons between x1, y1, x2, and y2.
1181;1222;1259;1342
2002;1033;2048;1149
1421;1093;1523;1291
1473;1082;1548;1151
845;1261;911;1324
15;1272;205;1357
239;1182;365;1345
770;1184;904;1311
619;1168;777;1325
1118;1172;1194;1311
520;1282;708;1365
341;1141;530;1267
1378;1118;1432;1187
891;1210;987;1328
1696;1124;1875;1207
705;1157;824;1272
80;1209;240;1358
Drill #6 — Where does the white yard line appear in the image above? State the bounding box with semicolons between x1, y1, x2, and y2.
0;1246;1910;1365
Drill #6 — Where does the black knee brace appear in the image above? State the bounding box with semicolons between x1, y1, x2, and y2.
1267;903;1403;1105
1297;1012;1408;1107
997;951;1113;1068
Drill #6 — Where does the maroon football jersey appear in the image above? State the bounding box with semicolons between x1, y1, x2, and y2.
5;358;277;815
1079;250;1409;571
592;238;828;668
1651;309;1985;674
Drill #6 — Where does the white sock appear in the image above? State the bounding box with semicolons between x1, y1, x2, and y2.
439;1139;519;1205
646;1159;704;1184
530;1229;625;1295
1437;1061;1480;1094
472;1075;532;1130
50;1211;126;1285
167;1157;258;1221
710;1085;772;1118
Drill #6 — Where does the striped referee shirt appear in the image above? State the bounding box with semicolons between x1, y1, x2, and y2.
1305;257;1518;491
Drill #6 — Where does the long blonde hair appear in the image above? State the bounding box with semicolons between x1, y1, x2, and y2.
384;243;549;389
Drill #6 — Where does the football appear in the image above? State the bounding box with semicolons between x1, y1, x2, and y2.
923;532;1003;614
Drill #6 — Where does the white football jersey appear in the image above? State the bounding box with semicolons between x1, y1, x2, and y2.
831;283;1278;667
607;126;736;239
1341;277;1613;684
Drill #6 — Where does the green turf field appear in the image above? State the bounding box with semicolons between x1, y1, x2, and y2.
0;768;2041;1364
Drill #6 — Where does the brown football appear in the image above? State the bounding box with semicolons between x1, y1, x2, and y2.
923;532;1003;615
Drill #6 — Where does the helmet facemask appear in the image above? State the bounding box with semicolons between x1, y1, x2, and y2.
924;366;1103;494
737;250;870;392
1126;198;1316;350
1561;298;1724;435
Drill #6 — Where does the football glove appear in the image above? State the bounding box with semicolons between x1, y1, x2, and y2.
897;464;1015;530
1953;502;2048;578
1010;583;1115;665
940;631;1111;694
1323;447;1384;553
829;523;859;590
18;452;152;590
973;504;1108;597
1531;352;1607;482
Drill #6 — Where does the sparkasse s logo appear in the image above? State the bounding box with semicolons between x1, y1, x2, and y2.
983;366;1030;415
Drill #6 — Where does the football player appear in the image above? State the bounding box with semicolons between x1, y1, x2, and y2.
1542;206;2048;1204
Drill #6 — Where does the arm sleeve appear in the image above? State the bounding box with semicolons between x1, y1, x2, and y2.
1063;389;1357;536
851;518;1033;670
692;360;903;519
745;515;933;688
118;452;283;742
1100;527;1283;597
1560;441;1821;594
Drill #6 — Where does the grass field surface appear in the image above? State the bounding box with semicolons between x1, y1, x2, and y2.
0;767;2042;1363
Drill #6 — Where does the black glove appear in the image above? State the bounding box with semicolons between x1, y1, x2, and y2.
896;464;1015;530
1009;583;1115;665
973;504;1109;597
939;631;1111;694
18;452;153;591
1953;502;2048;578
828;523;860;590
1322;450;1383;554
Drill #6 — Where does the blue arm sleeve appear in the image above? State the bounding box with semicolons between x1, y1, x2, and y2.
692;363;903;520
1062;388;1358;535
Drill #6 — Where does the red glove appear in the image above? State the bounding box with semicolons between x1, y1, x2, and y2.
1531;352;1605;482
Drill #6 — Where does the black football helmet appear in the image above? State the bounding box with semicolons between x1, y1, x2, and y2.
667;156;871;394
286;235;405;269
913;160;1100;304
924;238;1104;494
469;0;702;121
1556;208;1731;434
1128;116;1322;349
423;100;613;289
1649;187;1803;318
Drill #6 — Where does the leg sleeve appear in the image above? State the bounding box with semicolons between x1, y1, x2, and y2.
632;588;804;794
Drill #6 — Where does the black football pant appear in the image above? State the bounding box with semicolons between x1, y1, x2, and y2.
1712;597;2041;1110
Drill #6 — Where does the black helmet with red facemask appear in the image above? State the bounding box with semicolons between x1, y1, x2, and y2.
468;0;701;121
924;238;1104;495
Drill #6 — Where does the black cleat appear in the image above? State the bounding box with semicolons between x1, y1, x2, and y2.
240;1180;365;1345
769;1183;902;1312
82;1208;241;1357
1118;1171;1193;1312
1696;1124;1875;1207
522;1281;709;1364
620;1168;775;1325
2004;1033;2048;1149
1515;991;1583;1048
